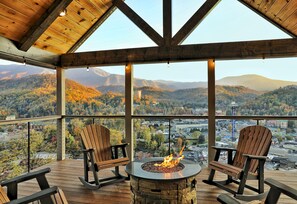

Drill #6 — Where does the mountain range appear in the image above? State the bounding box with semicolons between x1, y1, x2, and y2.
1;64;297;92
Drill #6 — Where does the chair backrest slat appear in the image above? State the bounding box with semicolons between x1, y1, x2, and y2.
0;186;10;203
80;124;112;162
233;125;272;173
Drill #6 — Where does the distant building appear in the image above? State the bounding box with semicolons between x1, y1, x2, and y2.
5;115;15;120
137;90;142;100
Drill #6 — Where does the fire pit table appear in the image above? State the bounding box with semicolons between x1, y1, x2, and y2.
125;158;201;204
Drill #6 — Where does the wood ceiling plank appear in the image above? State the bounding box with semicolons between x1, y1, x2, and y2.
17;0;73;51
45;25;82;43
69;0;98;27
0;15;28;41
19;0;53;11
37;33;74;48
258;0;277;13
34;41;69;54
266;0;287;20
0;3;29;24
282;10;297;31
42;29;77;45
51;17;87;39
61;38;297;67
0;1;43;18
76;0;105;17
277;1;297;23
89;0;110;13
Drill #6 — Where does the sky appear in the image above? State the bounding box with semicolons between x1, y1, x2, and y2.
1;0;296;82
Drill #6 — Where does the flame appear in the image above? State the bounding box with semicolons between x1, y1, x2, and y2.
154;146;185;168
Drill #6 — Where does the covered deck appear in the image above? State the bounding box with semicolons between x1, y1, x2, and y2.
18;160;297;204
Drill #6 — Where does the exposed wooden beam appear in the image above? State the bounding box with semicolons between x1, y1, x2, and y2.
0;36;59;69
61;38;297;67
238;0;297;38
17;0;73;52
113;0;164;46
172;0;221;45
163;0;172;46
68;5;117;53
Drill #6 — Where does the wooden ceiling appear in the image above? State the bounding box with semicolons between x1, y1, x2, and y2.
0;0;114;54
0;0;296;67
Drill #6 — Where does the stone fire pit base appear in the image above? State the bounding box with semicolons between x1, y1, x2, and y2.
130;175;197;204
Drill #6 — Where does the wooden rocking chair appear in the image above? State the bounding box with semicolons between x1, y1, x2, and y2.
203;125;272;200
0;168;68;204
79;124;130;189
217;178;297;204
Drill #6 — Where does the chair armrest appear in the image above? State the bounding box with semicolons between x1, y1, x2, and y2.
82;148;95;153
242;154;267;160
1;168;51;186
265;178;297;201
6;186;59;204
212;146;237;152
111;143;128;148
1;168;51;200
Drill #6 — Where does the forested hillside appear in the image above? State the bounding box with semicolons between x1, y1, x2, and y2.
1;73;297;118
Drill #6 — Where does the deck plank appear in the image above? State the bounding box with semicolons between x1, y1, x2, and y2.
14;159;297;204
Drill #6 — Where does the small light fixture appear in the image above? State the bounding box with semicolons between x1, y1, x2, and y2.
59;9;67;17
23;56;26;66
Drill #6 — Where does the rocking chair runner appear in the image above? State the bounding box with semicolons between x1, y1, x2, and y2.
203;125;272;200
79;124;130;189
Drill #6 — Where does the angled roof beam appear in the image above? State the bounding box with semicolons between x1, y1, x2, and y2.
68;5;117;53
163;0;172;46
17;0;73;52
113;0;164;46
238;0;297;38
61;38;297;67
172;0;221;46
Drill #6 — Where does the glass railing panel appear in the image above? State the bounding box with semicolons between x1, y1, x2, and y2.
133;118;208;167
171;119;208;167
0;124;28;180
65;117;126;159
29;120;57;171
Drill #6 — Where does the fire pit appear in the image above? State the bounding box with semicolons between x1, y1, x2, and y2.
125;158;201;204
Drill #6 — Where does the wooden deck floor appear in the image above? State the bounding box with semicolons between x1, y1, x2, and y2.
17;159;297;204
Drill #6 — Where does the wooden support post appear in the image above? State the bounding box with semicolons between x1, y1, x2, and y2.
56;67;66;161
163;0;172;46
208;59;216;165
125;63;134;161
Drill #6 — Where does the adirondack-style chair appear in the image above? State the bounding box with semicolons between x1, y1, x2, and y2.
203;125;272;200
79;124;130;189
0;168;68;204
217;178;297;204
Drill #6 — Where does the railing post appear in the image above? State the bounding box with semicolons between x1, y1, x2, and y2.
125;63;134;161
168;118;171;154
57;67;66;161
27;122;30;172
208;59;216;165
